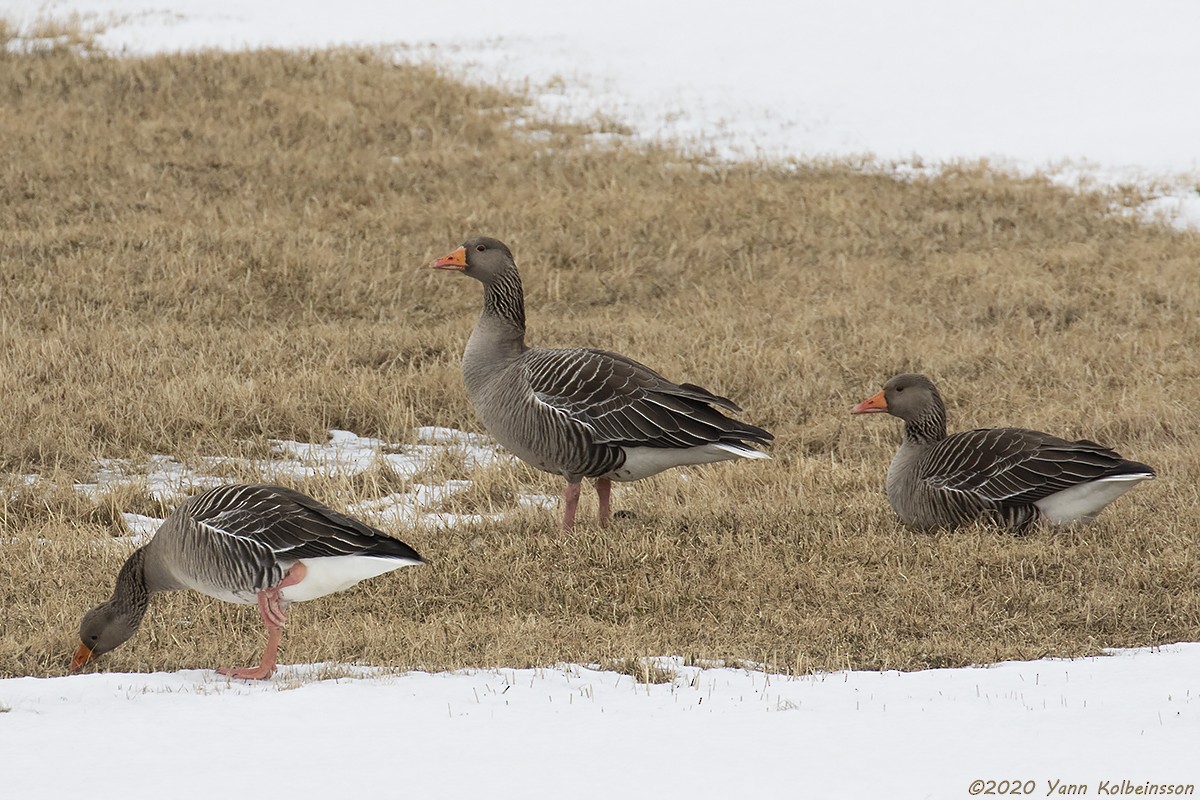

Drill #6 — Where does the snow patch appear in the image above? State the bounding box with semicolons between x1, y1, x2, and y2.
60;428;550;531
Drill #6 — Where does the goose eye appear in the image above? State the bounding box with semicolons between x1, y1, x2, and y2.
895;387;904;393
475;244;486;252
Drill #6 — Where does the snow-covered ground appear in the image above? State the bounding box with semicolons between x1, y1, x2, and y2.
3;2;1199;796
5;648;1199;800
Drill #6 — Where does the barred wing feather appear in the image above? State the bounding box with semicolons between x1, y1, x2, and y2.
921;428;1149;505
524;348;770;449
186;484;423;563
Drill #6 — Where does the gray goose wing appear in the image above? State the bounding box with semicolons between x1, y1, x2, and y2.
921;428;1152;508
523;347;772;449
187;484;424;562
174;484;423;595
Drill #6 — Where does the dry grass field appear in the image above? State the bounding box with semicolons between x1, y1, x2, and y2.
2;36;1198;680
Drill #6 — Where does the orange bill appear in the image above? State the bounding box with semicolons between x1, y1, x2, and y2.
70;642;95;671
430;246;467;271
851;390;888;415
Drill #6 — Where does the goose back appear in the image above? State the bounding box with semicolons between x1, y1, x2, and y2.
469;344;772;482
146;484;424;604
889;427;1154;530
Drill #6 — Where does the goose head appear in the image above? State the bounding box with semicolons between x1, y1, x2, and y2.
851;373;944;425
71;601;143;671
431;237;517;285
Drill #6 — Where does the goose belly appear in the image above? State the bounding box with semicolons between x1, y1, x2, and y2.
193;586;261;606
488;425;565;474
166;568;261;606
1034;474;1155;526
472;394;583;475
279;556;420;603
885;452;968;530
605;443;768;482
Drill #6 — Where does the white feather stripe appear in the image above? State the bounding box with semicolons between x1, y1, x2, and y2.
279;555;422;603
712;442;771;460
605;443;770;482
1034;473;1156;525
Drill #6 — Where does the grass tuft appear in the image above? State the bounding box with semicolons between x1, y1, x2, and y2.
598;658;677;685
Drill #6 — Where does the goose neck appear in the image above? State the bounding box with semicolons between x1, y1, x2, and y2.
481;268;526;331
112;546;154;622
903;403;947;445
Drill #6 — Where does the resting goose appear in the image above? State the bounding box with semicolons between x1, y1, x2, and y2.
431;237;773;530
851;373;1155;531
71;484;424;679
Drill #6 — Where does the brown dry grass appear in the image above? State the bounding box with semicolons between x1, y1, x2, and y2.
1;37;1198;680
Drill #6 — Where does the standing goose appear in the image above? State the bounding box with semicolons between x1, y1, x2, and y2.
71;484;424;679
431;237;772;530
851;373;1155;531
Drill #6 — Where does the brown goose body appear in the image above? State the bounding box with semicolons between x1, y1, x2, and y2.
432;237;772;530
71;484;423;679
852;374;1155;531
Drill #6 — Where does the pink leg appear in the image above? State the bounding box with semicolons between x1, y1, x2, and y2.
258;590;282;628
218;563;307;680
218;626;283;680
595;478;612;528
256;562;307;628
562;481;582;531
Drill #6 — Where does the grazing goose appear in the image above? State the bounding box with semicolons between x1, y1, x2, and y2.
71;484;424;679
431;237;773;530
851;373;1155;531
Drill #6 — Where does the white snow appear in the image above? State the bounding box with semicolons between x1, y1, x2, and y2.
78;427;501;499
3;2;1199;795
3;649;1198;798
